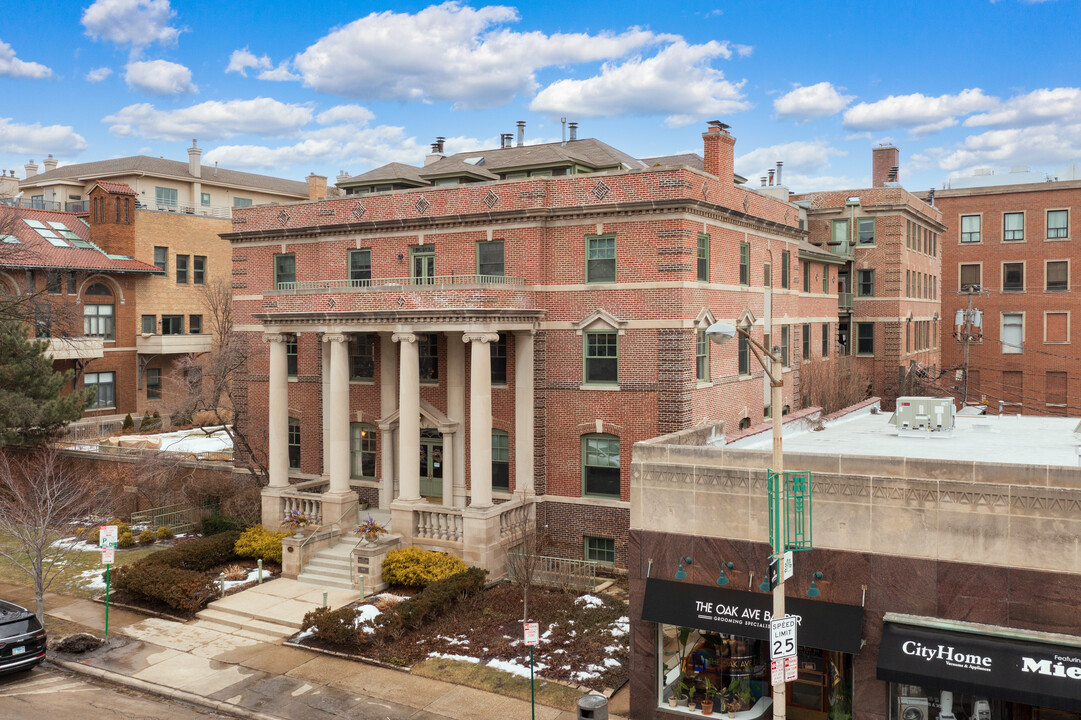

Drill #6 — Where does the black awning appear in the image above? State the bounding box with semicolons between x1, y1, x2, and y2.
641;578;864;655
877;622;1081;714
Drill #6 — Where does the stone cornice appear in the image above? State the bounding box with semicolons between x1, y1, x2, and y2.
256;308;546;327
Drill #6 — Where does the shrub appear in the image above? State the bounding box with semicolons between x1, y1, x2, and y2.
137;529;156;545
301;606;361;648
385;568;485;630
156;526;174;540
121;414;134;433
113;564;212;614
117;530;135;548
201;514;242;536
382;547;468;588
141;531;242;571
235;525;291;564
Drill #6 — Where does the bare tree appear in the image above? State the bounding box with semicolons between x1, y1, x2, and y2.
0;447;113;621
504;509;544;623
171;279;268;486
799;352;872;415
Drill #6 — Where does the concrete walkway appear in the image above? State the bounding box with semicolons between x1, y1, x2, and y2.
0;580;629;720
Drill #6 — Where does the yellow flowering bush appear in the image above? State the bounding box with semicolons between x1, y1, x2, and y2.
382;547;468;588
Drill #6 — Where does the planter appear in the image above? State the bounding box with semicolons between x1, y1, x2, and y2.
702;700;714;716
677;696;689;707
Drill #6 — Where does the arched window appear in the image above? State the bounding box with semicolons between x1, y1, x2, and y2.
115;196;121;222
83;282;114;340
492;429;509;490
582;433;620;498
350;423;376;478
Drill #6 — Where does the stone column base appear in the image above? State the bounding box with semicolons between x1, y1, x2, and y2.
260;487;286;529
320;490;360;533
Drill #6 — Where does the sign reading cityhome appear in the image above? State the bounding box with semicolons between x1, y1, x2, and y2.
877;622;1081;713
641;579;864;654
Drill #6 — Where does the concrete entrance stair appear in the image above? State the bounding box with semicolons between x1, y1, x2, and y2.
297;541;357;591
194;578;361;636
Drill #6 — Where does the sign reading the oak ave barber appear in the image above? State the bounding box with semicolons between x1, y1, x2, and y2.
877;622;1081;714
641;579;864;654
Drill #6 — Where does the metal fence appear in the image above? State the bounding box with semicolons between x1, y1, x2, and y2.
130;502;199;534
508;554;599;591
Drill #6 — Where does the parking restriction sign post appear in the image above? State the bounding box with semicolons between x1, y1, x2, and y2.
524;621;539;720
99;525;118;637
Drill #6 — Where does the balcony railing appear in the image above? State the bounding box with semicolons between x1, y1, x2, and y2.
136;333;212;355
140;198;234;219
0;197;63;211
44;336;104;360
274;275;525;293
838;292;854;312
65;200;89;213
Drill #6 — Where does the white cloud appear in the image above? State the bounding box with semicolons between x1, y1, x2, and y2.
292;2;667;109
530;41;749;128
0;118;87;155
733;44;753;58
935;121;1081;173
316;105;376;125
0;39;52;79
963;87;1081;128
735;140;847;186
774;82;854;120
257;63;300;82
103;97;313;140
225;48;271;77
843;89;997;132
124;59;197;95
82;0;181;47
85;66;113;82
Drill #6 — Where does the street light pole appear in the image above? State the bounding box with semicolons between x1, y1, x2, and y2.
706;321;787;720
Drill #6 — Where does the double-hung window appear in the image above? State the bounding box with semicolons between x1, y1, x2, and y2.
1048;210;1069;239
960;264;981;291
1002;313;1023;354
696;330;709;381
85;372;116;409
491;333;507;384
349;334;375;380
802;323;811;361
175;254;189;284
350;423;376;478
477;240;505;278
697;234;709;282
586;235;616;283
275;253;296;288
286;334;298;377
738;331;750;375
288;418;301;469
1046;261;1068;292
961;215;981;243
146;368;162;400
84;304;114;340
780;325;790;368
856;322;875;355
1003;212;1024;241
348;249;372;286
193;255;206;284
780;249;790;289
492;430;510;490
802;261;810;293
739;242;750;285
419;333;439;381
857;269;875;297
582;434;620;497
821;323;829;358
154;246;168;272
1002;262;1024;292
857;218;875;245
584;331;618;384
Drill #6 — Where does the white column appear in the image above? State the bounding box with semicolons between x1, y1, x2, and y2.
446;332;466;508
465;332;499;508
264;333;289;488
514;332;535;496
379;333;397;508
395;332;421;502
325;333;351;494
441;431;454;507
321;338;331;476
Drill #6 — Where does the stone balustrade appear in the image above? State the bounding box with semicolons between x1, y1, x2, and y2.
415;507;464;542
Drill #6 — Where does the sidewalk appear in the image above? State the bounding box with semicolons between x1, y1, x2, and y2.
0;580;630;720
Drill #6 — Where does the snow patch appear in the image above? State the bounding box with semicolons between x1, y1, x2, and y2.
78;568;107;591
430;652;480;664
487;657;546;678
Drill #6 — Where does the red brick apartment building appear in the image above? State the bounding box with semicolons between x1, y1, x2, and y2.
793;145;944;406
0;202;162;417
934;175;1081;414
226;123;845;570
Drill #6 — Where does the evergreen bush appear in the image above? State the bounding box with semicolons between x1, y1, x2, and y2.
121;414;135;433
156;526;174;540
201;514;242;536
137;529;156;545
234;525;291;564
117;530;135;548
381;547;468;588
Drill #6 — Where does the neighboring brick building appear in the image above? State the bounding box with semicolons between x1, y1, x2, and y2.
793;145;945;406
933;174;1081;414
0;203;162;417
226;123;840;571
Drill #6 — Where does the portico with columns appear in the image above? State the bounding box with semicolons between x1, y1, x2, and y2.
259;311;542;579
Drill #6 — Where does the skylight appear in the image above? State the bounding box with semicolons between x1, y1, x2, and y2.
463;157;484;165
24;220;46;229
0;235;18;244
23;220;70;247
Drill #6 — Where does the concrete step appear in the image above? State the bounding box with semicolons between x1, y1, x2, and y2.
195;607;298;634
314;542;357;558
306;556;352;571
296;572;356;592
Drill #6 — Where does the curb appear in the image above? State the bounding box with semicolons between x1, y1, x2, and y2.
51;659;284;720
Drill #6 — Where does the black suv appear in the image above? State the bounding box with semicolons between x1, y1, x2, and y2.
0;601;46;675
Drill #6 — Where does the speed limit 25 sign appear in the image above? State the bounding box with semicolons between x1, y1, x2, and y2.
769;616;798;660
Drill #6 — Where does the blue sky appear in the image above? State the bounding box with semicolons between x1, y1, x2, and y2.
2;0;1080;193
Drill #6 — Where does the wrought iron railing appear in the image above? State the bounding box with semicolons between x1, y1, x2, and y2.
274;275;525;292
508;554;599;591
130;502;198;534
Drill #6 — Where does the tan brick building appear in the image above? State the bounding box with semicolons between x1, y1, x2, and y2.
226;123;841;572
934;176;1081;414
793;145;945;406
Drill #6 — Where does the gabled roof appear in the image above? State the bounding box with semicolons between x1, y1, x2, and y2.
342;162;429;187
0;206;163;274
640;153;705;171
90;181;137;196
418;156;499;181
20;156;308;198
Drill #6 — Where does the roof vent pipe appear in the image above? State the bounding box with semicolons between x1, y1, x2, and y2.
569;122;578;141
561;117;567;146
436;136;445;154
761;176;768;187
516;120;525;147
768;169;775;186
775;161;783;186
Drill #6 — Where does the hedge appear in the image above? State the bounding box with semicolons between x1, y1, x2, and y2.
112;564;213;614
381;547;468;588
301;606;360;648
141;531;242;571
384;568;486;631
235;525;291;564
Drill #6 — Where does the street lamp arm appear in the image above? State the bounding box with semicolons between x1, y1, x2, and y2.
735;327;783;386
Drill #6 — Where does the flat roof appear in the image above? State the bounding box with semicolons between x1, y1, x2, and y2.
730;405;1081;468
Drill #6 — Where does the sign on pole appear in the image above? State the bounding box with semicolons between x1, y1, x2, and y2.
101;546;115;565
771;659;784;686
784;655;798;682
770;615;798;661
782;551;794;582
524;621;540;646
99;525;118;548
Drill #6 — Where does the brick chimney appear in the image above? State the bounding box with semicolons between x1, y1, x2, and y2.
188;139;202;178
86;184;136;257
872;145;899;187
43;154;58;172
307;173;327;201
702;122;735;184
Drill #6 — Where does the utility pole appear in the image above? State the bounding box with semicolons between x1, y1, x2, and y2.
955;284;988;408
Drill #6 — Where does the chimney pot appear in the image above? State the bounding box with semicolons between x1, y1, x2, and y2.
569;122;578;141
516;120;525;147
188;139;203;179
761;176;768;187
775;161;783;186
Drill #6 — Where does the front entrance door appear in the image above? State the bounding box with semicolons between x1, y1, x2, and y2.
412;245;435;284
418;429;443;501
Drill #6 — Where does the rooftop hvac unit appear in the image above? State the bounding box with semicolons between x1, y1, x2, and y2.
888;397;956;437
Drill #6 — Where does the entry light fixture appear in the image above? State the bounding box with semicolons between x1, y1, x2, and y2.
716;562;734;586
807;571;824;597
759;575;770;593
675;557;692;580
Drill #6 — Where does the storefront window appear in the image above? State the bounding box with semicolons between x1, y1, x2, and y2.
658;624;852;718
889;685;1006;720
